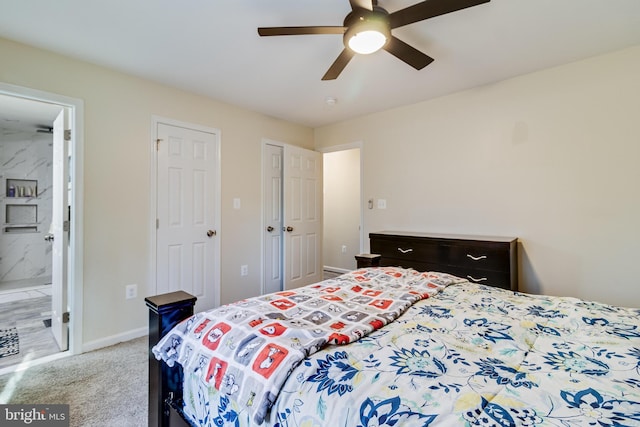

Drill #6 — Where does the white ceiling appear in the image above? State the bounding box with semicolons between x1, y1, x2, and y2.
1;0;640;128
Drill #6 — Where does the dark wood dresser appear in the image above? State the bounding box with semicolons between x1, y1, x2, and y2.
360;231;518;291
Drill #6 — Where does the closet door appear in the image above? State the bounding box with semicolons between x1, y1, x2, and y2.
263;144;284;294
155;122;220;311
283;145;323;289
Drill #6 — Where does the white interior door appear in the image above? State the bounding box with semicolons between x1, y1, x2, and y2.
156;123;219;311
284;145;323;289
263;144;284;294
51;109;68;351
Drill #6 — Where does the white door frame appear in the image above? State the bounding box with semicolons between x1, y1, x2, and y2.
318;141;365;255
0;82;85;357
148;116;221;307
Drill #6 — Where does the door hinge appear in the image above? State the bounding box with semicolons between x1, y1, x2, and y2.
64;129;71;141
63;220;70;232
156;218;159;229
63;312;70;324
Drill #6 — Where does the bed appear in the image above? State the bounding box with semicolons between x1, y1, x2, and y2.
146;232;640;427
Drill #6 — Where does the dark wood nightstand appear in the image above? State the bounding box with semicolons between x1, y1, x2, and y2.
355;253;381;268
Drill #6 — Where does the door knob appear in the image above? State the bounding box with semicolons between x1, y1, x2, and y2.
207;230;217;237
285;226;294;232
44;233;54;242
266;226;274;232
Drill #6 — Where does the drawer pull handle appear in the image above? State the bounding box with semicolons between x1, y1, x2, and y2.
397;247;414;254
466;254;487;261
467;275;487;282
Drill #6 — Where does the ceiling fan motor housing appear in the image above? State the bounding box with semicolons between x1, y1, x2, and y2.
343;6;391;52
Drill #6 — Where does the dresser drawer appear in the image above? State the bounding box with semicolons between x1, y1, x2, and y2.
445;266;512;290
379;256;512;290
371;237;442;264
449;245;510;273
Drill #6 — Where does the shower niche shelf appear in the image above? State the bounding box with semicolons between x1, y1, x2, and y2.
5;178;38;198
3;225;38;233
3;204;38;234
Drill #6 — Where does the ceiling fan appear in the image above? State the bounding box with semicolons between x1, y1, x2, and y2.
258;0;490;80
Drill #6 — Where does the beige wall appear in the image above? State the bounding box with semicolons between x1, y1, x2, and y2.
315;45;640;308
0;38;314;348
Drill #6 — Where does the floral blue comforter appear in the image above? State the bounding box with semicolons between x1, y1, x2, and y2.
174;274;640;426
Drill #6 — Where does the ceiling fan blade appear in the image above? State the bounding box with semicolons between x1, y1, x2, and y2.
349;0;373;11
258;26;346;36
384;36;434;70
322;49;356;80
389;0;490;29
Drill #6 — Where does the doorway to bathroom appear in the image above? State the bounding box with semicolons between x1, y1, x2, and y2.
0;83;83;371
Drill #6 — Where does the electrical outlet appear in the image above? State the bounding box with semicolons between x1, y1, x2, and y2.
125;284;137;299
240;265;248;276
377;199;387;209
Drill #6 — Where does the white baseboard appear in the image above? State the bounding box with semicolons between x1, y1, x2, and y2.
323;266;350;274
82;327;148;353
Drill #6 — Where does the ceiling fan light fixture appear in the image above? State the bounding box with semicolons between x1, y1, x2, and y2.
348;30;386;54
344;17;390;55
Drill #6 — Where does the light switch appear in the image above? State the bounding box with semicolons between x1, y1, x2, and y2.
377;199;387;209
233;198;241;209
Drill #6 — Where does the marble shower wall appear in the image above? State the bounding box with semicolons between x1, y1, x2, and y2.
0;131;53;284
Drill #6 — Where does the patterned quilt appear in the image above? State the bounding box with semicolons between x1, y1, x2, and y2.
154;269;640;426
153;267;464;425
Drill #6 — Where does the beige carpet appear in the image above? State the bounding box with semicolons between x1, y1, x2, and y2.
0;336;147;426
